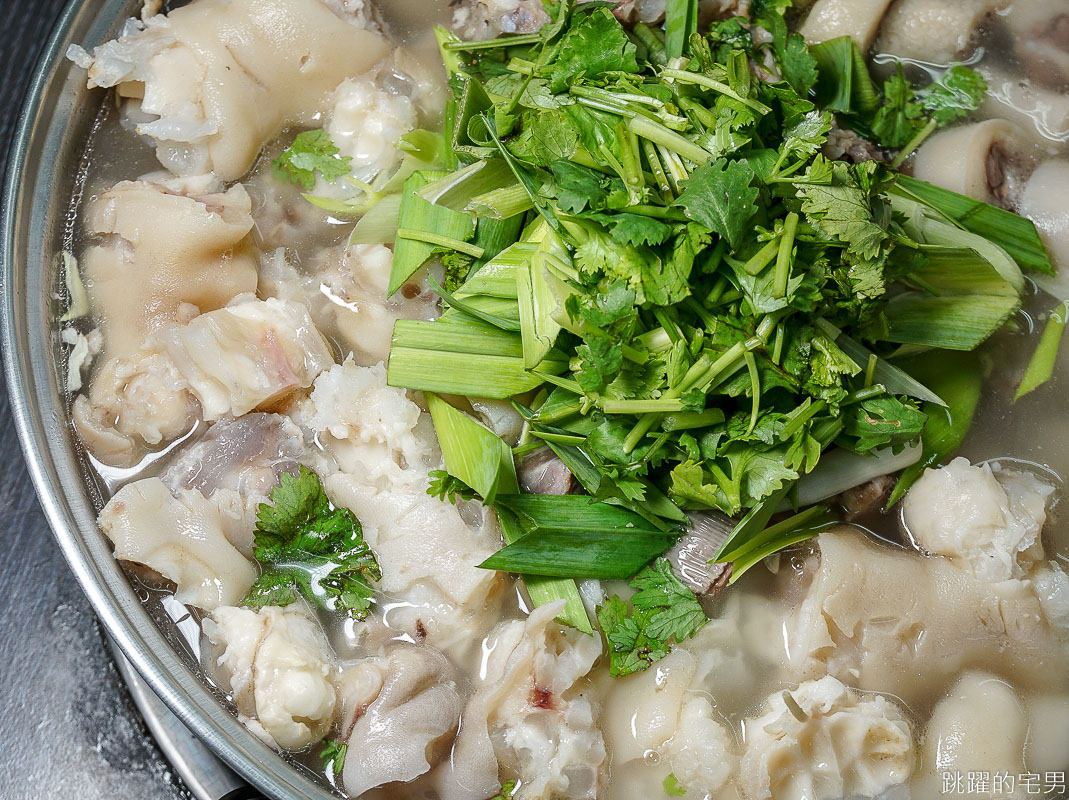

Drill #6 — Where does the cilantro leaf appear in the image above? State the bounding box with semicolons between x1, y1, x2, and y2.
797;166;889;262
590;212;674;248
780;110;833;164
549;7;640;92
779;32;819;97
319;739;347;778
272;129;351;190
596;558;706;677
427;469;479;503
663;774;688;797
844;395;928;451
244;467;380;619
488;780;518;800
629;559;707;642
674;158;759;250
869;67;924;148
919;65;987;126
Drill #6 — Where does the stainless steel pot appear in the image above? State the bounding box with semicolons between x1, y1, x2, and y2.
0;3;338;798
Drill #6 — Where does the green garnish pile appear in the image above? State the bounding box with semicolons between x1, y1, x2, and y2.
267;0;1056;674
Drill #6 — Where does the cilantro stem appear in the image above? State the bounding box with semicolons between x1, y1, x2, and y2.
601;398;689;413
623;352;715;452
704;276;728;306
842;384;886;405
891;118;938;169
625;204;688;222
744;351;761;435
657;144;690;191
506;57;537;75
772;323;785;364
864;353;878;388
397;229;485;259
642;140;674;198
742;238;780;276
634;22;667;65
661;69;772;114
779;398;827;441
629;116;710;165
635;326;673;353
773;212;799;298
444;32;543;50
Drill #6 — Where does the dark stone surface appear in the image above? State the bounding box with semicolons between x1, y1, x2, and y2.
0;3;190;798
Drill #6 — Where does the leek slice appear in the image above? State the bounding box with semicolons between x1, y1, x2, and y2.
387;171;476;296
426;393;518;505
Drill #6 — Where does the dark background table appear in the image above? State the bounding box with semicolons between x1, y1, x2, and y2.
0;3;190;798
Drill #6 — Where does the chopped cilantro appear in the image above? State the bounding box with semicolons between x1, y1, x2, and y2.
243;467;381;619
597;558;707;677
427;469;479;503
673;159;759;250
384;0;1050;650
663;773;688;797
319;738;347;778
272;129;352;190
488;779;518;800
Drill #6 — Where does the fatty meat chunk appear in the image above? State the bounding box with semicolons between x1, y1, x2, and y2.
155;296;334;421
451;0;551;40
786;529;1069;707
259;246;440;367
327;75;417;184
912;673;1028;800
904;457;1053;581
337;646;462;796
67;0;389;179
204;604;337;750
740;676;914;800
299;361;504;657
99;477;257;610
72;350;200;468
82;174;257;361
435;601;607;800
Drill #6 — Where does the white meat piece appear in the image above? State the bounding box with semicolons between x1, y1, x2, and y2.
663;697;737;798
1020;160;1069;278
435;601;606;800
204;604;337;750
155;296;334;421
258;246;440;367
82;175;257;360
602;647;697;765
682;590;789;717
903;457;1052;581
99;478;257;610
740;676;914;800
327;75;417;184
158;412;318;556
786;529;1069;707
800;0;895;51
304;359;429;486
911;120;1030;209
912;673;1027;800
1024;692;1069;778
67;0;389;179
873;0;1007;64
299;360;504;657
72;350;200;468
451;0;551;41
338;646;462;797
